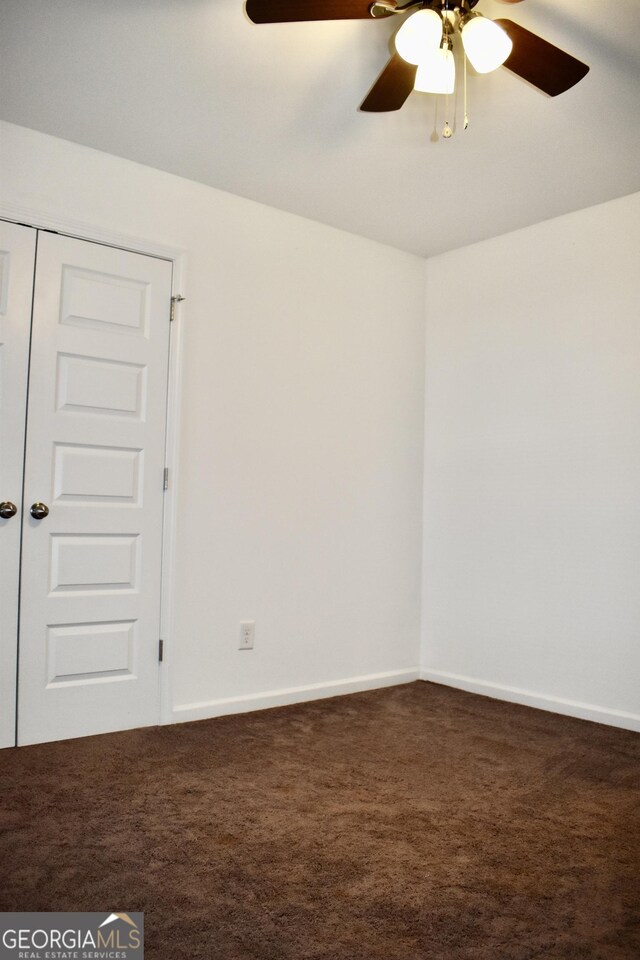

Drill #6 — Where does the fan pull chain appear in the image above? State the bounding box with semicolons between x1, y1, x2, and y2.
443;90;453;139
441;14;453;139
464;53;469;130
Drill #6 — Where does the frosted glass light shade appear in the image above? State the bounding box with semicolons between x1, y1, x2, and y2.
394;9;442;66
461;16;512;73
414;47;455;95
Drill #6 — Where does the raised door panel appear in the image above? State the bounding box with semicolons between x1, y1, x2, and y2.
17;232;172;745
0;221;36;748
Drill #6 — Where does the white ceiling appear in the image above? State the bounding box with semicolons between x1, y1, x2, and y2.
1;0;639;257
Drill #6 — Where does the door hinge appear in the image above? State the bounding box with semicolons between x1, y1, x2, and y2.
170;294;185;322
159;639;165;662
163;467;169;491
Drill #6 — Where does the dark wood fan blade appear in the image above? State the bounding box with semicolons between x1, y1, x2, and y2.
360;54;417;111
245;0;374;23
495;19;589;97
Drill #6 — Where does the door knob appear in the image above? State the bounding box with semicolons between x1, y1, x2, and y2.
30;502;49;520
0;501;18;519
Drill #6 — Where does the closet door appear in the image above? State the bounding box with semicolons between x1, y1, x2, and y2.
17;232;172;746
0;222;36;749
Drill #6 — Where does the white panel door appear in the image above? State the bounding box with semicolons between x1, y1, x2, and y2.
0;221;36;748
17;232;172;745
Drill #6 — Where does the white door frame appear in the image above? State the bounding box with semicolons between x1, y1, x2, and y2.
0;201;185;732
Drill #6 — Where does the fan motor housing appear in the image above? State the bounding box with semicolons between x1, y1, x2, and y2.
369;0;480;19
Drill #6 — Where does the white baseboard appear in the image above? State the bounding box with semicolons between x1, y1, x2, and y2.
170;668;420;725
421;669;640;733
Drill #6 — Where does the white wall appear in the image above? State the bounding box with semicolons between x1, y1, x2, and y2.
6;121;637;738
0;121;426;722
421;192;640;731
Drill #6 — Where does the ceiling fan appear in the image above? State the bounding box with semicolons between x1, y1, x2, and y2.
244;0;589;116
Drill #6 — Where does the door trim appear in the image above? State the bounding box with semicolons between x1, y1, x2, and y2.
0;202;186;731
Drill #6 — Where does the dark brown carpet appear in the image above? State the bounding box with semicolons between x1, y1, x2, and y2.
1;681;639;959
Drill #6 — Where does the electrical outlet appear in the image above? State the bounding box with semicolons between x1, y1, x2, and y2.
239;621;255;650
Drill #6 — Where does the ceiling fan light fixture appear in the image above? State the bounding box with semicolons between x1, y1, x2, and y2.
394;9;443;66
414;43;455;95
461;15;513;74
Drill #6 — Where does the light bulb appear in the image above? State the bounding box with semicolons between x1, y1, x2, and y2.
394;9;442;66
461;16;512;73
414;45;455;95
